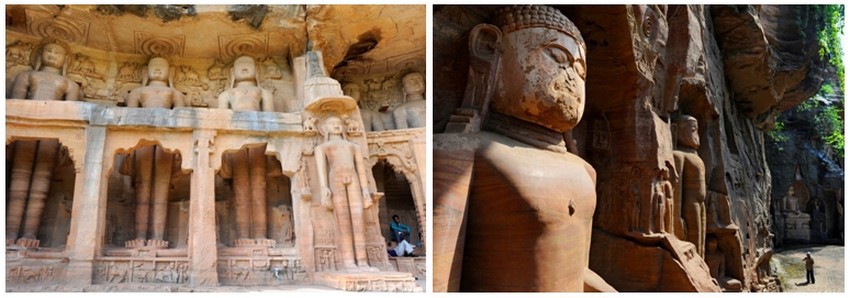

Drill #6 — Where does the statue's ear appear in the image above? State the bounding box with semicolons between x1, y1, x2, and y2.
468;24;502;61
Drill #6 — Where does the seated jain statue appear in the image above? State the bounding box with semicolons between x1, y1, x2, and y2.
121;56;186;248
315;116;378;272
217;55;276;245
392;72;426;129
6;38;80;248
217;55;274;112
433;6;598;291
343;82;384;132
705;235;742;291
672;115;707;257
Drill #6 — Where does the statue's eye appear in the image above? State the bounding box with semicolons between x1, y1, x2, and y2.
545;45;571;64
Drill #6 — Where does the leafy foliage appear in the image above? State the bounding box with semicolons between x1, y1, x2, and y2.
812;5;844;92
814;105;844;158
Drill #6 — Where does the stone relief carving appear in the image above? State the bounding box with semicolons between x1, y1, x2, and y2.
94;260;189;284
134;31;186;57
26;9;90;45
218;33;269;60
6;265;57;283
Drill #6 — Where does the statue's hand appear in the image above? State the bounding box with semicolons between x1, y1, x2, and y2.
362;188;373;209
321;187;333;210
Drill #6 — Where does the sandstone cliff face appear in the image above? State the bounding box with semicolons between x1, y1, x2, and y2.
434;5;825;292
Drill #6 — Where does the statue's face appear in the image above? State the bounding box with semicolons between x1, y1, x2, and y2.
343;84;361;101
147;58;170;82
233;56;257;81
403;73;425;95
677;119;700;149
324;117;344;135
493;27;586;132
41;43;67;69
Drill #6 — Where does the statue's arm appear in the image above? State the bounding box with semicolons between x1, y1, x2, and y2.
125;88;141;108
173;89;187;108
261;89;274;112
11;72;31;99
393;107;409;129
217;92;229;110
371;111;385;131
353;143;372;202
314;145;332;209
65;79;81;101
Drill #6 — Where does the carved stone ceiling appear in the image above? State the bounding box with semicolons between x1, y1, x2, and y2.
5;4;425;73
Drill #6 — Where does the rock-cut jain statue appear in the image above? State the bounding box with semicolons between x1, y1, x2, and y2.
433;6;598;292
121;56;186;248
7;38;80;248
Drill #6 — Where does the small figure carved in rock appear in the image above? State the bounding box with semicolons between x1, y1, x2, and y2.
392;72;426;129
434;6;599;291
783;186;803;214
315;116;378;272
672;115;707;257
343;82;385;132
121;56;187;248
7;38;80;248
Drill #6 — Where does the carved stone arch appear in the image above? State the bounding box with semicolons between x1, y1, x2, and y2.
369;145;426;248
6;129;86;174
107;137;192;176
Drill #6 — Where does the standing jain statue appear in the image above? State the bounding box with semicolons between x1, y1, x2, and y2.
315;116;378;272
433;6;601;292
672;115;707;257
121;56;186;248
218;55;276;245
392;71;426;129
7;38;80;248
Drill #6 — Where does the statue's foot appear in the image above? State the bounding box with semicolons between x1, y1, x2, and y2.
7;238;17;247
256;238;276;247
233;238;255;247
344;263;361;273
359;265;379;272
16;237;39;248
146;239;169;248
125;239;145;248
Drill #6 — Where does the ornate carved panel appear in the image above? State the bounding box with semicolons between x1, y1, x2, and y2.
26;9;90;45
134;31;186;57
218;33;269;60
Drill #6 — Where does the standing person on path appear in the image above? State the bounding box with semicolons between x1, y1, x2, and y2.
804;252;815;284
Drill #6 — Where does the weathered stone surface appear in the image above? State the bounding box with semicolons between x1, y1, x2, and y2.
6;4;424;292
434;4;827;292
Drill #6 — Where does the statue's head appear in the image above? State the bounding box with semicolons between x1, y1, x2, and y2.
675;115;699;149
34;38;72;71
147;57;170;83
342;83;362;102
787;186;796;196
232;55;259;83
471;6;586;132
322;116;345;138
402;72;425;96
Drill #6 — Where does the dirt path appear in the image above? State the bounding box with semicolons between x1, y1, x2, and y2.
773;245;844;292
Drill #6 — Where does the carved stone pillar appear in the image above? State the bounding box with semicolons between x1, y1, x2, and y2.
188;129;219;285
63;125;107;287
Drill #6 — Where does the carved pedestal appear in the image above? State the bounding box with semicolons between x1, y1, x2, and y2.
313;271;421;292
783;213;812;242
